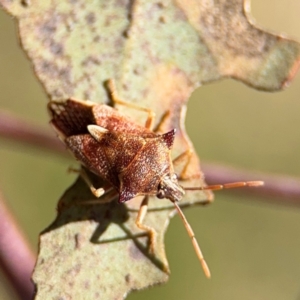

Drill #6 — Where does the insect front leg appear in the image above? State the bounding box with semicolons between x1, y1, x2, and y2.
173;149;213;205
106;79;155;130
135;196;156;254
57;168;117;213
152;110;171;133
69;167;108;198
172;148;193;180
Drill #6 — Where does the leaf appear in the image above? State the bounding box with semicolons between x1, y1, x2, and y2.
34;177;171;299
1;0;299;299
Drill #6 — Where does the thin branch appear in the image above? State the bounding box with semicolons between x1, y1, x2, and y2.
202;162;300;206
1;110;300;204
0;110;66;155
0;191;35;300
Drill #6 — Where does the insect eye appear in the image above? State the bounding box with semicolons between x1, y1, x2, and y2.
156;189;165;199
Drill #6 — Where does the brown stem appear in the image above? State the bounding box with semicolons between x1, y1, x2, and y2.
202;162;300;206
0;110;66;155
1;110;300;204
0;192;35;300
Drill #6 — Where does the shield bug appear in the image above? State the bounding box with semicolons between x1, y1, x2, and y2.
48;80;263;278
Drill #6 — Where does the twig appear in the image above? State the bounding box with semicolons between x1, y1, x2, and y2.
0;110;66;155
1;110;300;204
0;191;35;300
202;162;300;206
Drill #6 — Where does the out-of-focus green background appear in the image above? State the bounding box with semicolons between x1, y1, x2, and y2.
0;1;300;299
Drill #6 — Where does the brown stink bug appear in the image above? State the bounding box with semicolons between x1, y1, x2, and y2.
48;80;263;278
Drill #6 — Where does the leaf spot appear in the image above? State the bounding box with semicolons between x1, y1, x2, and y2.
125;274;131;284
74;233;82;249
85;12;96;25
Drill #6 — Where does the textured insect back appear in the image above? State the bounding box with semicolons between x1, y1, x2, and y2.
48;98;182;203
48;99;95;137
118;129;179;203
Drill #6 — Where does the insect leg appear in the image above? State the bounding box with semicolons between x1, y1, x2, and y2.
69;167;106;198
172;148;193;180
106;79;155;129
58;188;117;214
135;196;156;253
77;188;118;205
173;149;214;204
152;110;171;133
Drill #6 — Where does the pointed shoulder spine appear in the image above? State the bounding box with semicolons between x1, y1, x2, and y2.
162;129;176;149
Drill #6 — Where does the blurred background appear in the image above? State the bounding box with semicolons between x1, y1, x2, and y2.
0;1;300;299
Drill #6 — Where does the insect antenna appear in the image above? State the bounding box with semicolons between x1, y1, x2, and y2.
183;180;264;191
174;180;264;278
173;201;211;278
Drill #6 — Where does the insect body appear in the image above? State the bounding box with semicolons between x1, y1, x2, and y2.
49;97;184;204
48;80;263;278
